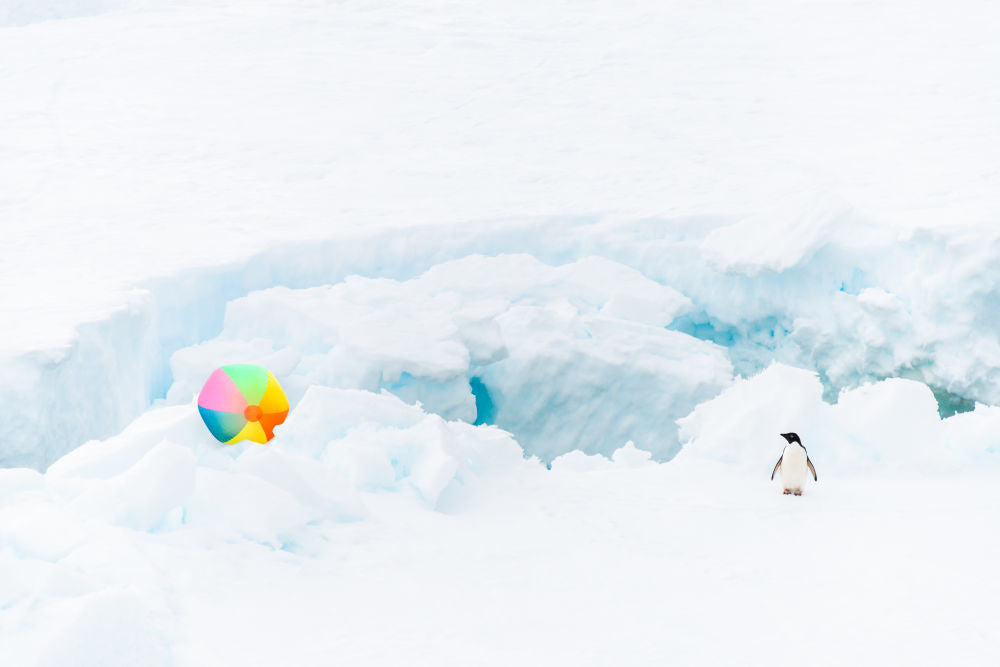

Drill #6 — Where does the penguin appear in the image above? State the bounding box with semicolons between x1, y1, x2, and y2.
770;432;817;496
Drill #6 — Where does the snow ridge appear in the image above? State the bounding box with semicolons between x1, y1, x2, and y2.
9;212;1000;469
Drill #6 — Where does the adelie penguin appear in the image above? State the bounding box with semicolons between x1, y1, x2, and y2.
770;432;817;496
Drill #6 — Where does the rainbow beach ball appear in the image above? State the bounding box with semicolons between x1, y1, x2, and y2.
197;364;289;444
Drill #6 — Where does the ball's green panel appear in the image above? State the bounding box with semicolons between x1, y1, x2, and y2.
222;364;270;405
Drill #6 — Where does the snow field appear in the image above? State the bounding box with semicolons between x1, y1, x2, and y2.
3;386;999;664
4;0;1000;662
4;273;1000;662
6;0;1000;471
5;249;1000;662
6;238;1000;664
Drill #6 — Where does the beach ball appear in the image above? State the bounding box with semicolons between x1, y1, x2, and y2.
197;364;289;444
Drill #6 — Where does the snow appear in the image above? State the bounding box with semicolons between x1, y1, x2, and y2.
677;363;1000;475
3;379;1000;663
4;0;1000;466
165;254;729;461
4;0;1000;663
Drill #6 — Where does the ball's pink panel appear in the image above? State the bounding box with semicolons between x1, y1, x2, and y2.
197;367;248;413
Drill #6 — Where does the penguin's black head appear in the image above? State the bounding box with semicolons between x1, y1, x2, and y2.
780;432;801;445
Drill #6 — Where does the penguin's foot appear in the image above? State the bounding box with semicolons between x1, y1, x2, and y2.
783;489;791;495
793;490;802;496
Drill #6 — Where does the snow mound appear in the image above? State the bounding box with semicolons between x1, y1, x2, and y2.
661;221;1000;415
39;387;528;541
166;254;731;461
278;386;529;508
699;193;857;276
0;383;535;660
550;441;656;472
677;363;1000;476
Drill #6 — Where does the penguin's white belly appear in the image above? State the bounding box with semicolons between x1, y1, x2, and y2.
780;445;808;490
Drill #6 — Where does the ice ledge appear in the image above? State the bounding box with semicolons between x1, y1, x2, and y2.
5;212;999;469
1;216;610;469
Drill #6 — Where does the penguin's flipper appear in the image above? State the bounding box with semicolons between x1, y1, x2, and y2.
807;457;818;481
770;456;782;480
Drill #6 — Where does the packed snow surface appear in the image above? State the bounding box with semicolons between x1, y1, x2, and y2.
4;0;1000;663
3;370;1000;664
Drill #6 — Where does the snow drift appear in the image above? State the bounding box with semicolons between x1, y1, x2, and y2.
0;385;532;663
677;363;1000;476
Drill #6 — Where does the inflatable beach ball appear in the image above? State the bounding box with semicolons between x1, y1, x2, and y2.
198;364;289;444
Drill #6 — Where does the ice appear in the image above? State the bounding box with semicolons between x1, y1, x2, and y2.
11;215;1000;469
699;193;855;277
165;255;729;461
